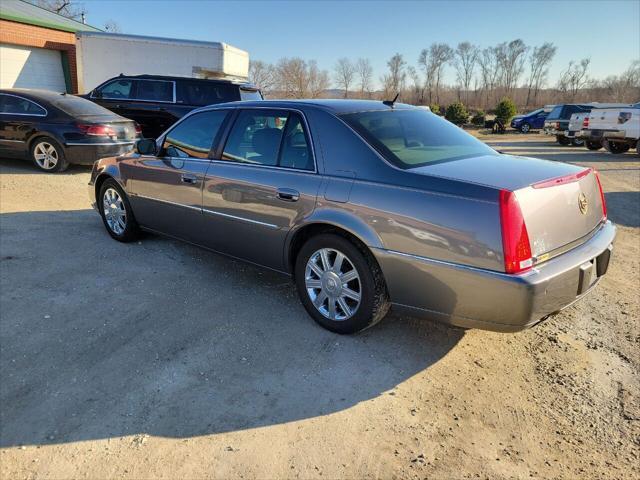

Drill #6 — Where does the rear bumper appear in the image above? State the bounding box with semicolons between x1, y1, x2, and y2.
579;129;633;142
63;142;135;165
373;221;616;332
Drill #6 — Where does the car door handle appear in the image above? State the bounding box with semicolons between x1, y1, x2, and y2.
276;188;299;202
181;173;198;184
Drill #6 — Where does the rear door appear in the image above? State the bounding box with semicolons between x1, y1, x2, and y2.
201;108;321;270
125;109;230;243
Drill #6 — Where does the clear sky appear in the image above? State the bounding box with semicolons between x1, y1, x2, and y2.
83;0;639;87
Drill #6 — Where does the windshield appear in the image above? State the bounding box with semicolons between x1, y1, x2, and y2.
55;95;116;117
340;109;497;169
526;108;543;116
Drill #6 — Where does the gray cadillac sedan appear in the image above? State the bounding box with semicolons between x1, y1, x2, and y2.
89;100;615;334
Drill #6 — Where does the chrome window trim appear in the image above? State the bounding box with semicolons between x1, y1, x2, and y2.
219;106;318;173
0;93;48;117
91;78;176;103
130;193;278;229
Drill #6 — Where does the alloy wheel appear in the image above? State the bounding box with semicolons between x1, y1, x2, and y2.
305;248;361;321
521;123;530;133
102;187;127;235
33;142;58;170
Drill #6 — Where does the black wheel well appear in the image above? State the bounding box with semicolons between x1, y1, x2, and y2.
94;173;113;203
287;223;373;274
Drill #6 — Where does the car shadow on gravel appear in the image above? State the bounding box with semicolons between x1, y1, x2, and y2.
0;209;464;448
605;191;640;228
0;158;92;175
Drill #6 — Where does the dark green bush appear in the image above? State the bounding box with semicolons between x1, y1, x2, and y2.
471;110;486;126
495;98;517;123
445;101;469;125
428;104;440;114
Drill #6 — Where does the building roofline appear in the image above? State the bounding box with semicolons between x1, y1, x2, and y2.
0;0;101;33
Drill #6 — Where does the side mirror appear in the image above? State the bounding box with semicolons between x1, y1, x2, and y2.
135;138;157;156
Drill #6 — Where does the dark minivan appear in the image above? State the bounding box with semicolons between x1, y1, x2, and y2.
83;74;262;138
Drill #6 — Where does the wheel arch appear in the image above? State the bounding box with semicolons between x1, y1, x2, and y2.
285;211;384;275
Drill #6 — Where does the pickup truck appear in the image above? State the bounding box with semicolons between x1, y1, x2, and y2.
566;112;589;146
579;103;640;154
544;103;628;146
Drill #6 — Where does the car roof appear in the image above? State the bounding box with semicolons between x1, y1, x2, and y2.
116;74;258;89
0;88;69;102
203;99;416;115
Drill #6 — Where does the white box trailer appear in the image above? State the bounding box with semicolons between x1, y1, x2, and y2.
75;32;249;94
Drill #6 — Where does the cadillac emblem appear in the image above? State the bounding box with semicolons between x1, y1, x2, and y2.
578;192;588;215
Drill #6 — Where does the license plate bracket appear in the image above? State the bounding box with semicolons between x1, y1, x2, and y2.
577;246;612;295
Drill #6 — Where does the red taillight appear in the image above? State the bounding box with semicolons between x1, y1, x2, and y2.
499;190;533;274
594;170;607;221
77;123;116;137
582;116;589;128
555;122;561;129
134;123;142;135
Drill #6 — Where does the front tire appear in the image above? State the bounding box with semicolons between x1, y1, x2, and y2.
603;139;630;154
98;178;139;242
586;140;602;151
294;234;390;334
519;123;531;133
30;137;68;172
557;135;571;145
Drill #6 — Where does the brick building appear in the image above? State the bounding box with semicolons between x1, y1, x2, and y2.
0;0;100;93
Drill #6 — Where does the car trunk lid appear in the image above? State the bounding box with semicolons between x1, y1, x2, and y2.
77;116;138;141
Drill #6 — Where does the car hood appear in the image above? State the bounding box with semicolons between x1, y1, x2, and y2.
410;154;583;191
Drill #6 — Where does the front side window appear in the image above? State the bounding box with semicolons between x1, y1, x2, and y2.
222;109;313;170
135;80;174;102
0;94;46;116
162;110;228;159
98;79;133;99
340;109;496;169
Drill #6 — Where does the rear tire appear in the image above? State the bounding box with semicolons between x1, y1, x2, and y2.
30;137;68;172
586;140;602;151
557;135;571;145
294;234;390;334
571;138;584;146
98;178;139;242
603;139;630;154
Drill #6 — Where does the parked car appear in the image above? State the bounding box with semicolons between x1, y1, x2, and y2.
89;100;615;334
0;89;141;172
579;102;640;154
82;74;262;138
510;108;548;133
544;103;628;146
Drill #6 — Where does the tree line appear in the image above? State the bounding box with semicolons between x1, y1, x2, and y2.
250;40;640;109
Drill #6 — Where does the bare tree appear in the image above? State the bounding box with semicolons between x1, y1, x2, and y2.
557;58;590;101
249;60;276;95
275;57;309;98
308;60;330;98
453;42;478;104
420;43;453;105
525;43;556;105
477;47;500;108
386;53;407;96
334;58;356;98
355;58;373;98
495;39;528;96
29;0;86;20
103;19;121;33
407;66;422;104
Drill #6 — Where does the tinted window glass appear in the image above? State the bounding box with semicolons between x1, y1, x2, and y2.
178;82;238;106
0;94;46;115
135;80;173;102
341;109;496;169
546;105;563;120
240;89;263;101
223;110;288;166
279;114;313;170
162;110;228;159
99;79;133;99
53;95;116;116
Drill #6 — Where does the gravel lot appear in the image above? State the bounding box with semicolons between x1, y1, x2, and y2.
1;133;638;479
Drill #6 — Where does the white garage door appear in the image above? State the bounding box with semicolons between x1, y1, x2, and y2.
0;43;67;92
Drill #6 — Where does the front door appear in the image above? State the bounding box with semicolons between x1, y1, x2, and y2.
0;93;47;158
201;108;321;270
124;109;230;243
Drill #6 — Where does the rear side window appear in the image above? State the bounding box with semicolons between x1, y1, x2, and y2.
135;80;174;102
222;109;313;170
0;94;46;116
162;110;228;159
98;79;133;99
178;82;239;106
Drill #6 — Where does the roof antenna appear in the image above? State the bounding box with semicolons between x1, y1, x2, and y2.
383;93;399;108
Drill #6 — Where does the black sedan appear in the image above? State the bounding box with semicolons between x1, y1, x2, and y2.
0;89;141;172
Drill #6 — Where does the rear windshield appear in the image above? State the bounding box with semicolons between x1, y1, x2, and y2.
546;105;564;120
240;88;263;101
340;109;496;169
55;95;115;116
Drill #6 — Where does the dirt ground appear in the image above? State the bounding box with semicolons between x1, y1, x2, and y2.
1;133;638;479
